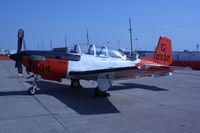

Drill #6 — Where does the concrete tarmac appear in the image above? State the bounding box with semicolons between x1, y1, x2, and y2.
0;60;200;133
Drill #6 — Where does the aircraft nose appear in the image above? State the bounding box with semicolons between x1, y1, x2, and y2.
10;53;16;61
10;53;21;61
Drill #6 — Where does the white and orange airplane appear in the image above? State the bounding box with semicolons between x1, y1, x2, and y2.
10;29;174;97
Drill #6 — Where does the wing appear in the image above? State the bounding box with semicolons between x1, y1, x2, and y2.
69;66;174;80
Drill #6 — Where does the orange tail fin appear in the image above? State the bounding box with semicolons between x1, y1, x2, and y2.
154;36;172;66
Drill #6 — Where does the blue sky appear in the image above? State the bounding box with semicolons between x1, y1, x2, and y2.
0;0;200;51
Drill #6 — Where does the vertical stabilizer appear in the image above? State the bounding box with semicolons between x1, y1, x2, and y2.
154;36;172;65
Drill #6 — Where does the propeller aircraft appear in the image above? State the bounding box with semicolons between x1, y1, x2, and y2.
10;29;174;97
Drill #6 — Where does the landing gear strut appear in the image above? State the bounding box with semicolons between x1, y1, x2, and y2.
94;87;110;97
27;74;39;95
70;79;82;88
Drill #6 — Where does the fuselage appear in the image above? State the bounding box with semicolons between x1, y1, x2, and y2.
10;50;140;81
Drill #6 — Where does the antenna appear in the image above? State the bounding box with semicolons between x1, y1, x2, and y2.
128;17;133;59
87;29;90;46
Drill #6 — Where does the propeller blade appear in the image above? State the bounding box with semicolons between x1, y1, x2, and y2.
17;29;24;53
10;29;25;76
18;62;23;75
16;60;23;74
13;53;23;75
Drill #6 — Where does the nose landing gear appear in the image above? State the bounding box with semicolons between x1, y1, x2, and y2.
27;74;39;95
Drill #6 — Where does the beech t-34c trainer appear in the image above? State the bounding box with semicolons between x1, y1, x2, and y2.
10;29;174;97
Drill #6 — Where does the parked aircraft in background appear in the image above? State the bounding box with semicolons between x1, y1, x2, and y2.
10;29;174;97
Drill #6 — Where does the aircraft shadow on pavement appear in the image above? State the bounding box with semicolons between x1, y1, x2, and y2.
110;83;168;91
0;80;120;115
0;81;167;115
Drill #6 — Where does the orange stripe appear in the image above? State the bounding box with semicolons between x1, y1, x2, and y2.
22;56;68;81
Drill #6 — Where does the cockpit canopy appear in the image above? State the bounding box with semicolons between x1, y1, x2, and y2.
70;44;126;59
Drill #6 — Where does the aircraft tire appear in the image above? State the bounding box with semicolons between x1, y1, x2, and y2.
71;80;80;88
94;87;110;97
28;87;36;95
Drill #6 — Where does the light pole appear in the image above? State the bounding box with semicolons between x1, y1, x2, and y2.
134;38;138;52
50;40;53;50
42;41;44;50
87;30;90;47
107;41;110;46
128;18;133;59
37;43;39;50
65;35;67;48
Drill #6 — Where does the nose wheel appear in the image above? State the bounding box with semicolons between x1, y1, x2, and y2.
28;86;37;95
27;74;39;95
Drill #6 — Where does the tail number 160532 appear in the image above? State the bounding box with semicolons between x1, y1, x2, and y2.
155;54;170;61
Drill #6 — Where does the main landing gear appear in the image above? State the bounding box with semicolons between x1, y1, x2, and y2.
70;79;82;88
27;74;39;95
70;79;110;97
94;87;110;97
93;77;111;97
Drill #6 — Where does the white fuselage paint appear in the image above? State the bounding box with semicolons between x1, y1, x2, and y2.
67;54;140;75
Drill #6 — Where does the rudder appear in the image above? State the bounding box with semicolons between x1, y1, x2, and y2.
154;36;172;66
